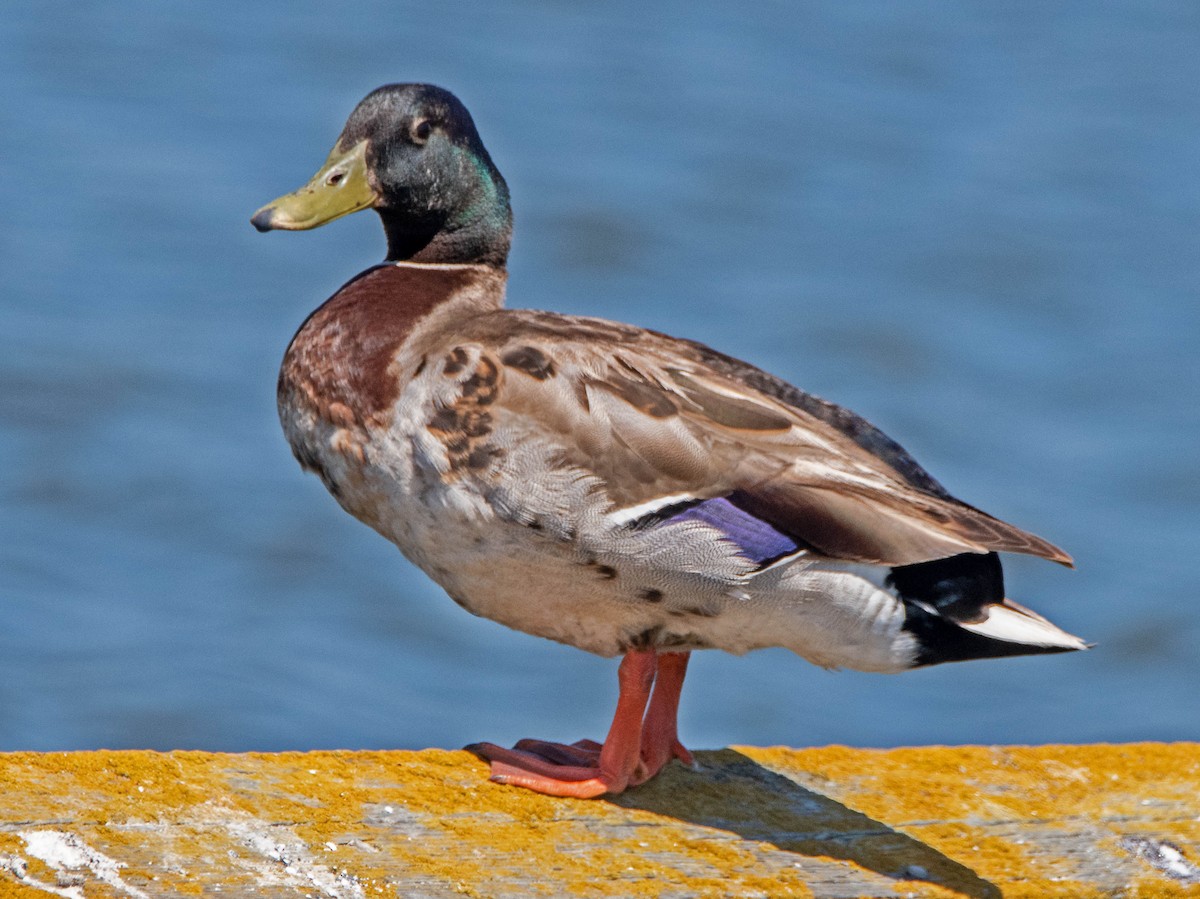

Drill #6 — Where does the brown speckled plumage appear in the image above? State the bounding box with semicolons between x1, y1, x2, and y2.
282;259;1073;568
279;264;489;425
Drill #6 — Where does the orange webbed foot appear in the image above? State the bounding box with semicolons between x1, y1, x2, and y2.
466;741;618;798
465;650;693;798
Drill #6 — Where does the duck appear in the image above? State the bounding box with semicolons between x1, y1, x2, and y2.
251;83;1086;798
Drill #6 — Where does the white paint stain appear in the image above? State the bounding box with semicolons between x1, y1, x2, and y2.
1122;836;1200;882
0;830;150;899
199;803;368;899
0;816;368;899
0;853;85;899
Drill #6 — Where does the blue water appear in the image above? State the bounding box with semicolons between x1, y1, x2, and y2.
2;2;1197;754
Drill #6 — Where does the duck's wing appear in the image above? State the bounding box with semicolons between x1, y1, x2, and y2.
422;310;1071;568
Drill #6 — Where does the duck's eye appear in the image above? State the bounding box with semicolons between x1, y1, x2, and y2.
412;119;433;143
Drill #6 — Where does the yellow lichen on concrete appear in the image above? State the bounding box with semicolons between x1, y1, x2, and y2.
741;743;1200;898
1;744;1199;897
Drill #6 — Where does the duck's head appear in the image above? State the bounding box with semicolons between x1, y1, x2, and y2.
251;83;512;267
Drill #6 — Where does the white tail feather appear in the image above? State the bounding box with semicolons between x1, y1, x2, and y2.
957;598;1089;650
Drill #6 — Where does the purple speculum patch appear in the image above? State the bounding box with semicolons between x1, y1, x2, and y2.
663;496;799;566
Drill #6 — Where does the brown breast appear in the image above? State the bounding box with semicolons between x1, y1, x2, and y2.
278;263;507;429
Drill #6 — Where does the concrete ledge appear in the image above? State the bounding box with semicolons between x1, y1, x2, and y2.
1;743;1198;897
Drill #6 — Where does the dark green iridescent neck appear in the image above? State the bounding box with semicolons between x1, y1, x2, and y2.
380;144;512;267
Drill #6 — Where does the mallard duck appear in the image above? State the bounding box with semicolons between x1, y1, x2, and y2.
251;83;1086;798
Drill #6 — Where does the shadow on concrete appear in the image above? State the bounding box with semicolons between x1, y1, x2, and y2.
610;749;1000;899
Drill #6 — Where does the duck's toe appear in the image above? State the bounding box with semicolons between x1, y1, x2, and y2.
466;741;618;798
510;738;602;766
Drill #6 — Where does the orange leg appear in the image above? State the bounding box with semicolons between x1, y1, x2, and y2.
631;651;694;785
466;649;694;798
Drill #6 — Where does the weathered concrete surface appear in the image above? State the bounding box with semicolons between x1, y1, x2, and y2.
0;743;1197;898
